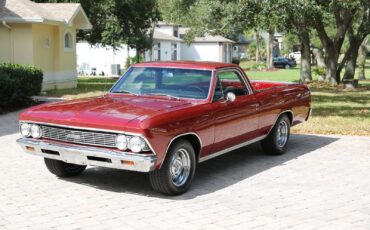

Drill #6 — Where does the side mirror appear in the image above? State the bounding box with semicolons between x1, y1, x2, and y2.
225;92;236;102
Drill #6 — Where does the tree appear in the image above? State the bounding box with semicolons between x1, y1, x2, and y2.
311;0;370;85
272;0;320;82
341;4;370;83
357;36;368;80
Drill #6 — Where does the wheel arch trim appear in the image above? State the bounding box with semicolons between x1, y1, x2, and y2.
267;110;294;136
159;132;202;169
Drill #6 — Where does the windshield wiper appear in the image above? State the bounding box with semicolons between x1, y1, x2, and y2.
111;90;139;96
144;93;182;100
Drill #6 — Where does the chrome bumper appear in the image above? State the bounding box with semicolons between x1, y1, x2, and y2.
17;138;157;172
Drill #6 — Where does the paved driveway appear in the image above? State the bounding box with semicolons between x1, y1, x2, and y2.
1;111;370;229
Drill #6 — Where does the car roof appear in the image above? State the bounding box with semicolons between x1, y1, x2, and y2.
132;61;238;70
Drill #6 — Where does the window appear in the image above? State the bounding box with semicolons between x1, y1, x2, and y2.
173;30;178;37
110;67;212;99
213;70;249;101
64;32;73;49
171;43;177;60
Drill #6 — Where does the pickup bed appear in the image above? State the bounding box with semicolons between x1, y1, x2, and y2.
17;61;311;195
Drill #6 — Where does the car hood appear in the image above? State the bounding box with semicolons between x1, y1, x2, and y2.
20;95;193;132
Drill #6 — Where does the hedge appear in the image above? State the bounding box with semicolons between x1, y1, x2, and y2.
0;63;43;112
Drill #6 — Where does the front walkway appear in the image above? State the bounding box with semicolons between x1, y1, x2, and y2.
1;111;370;229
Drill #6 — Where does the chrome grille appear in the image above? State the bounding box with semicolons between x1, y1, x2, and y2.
41;125;117;148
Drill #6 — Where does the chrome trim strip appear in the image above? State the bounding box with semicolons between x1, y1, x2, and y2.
19;121;157;155
160;132;203;169
266;110;294;136
17;138;157;172
306;108;312;121
199;135;267;163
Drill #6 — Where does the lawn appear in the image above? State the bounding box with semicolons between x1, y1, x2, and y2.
45;66;370;136
45;77;117;99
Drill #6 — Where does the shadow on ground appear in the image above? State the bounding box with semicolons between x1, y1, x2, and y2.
64;134;339;199
0;111;22;137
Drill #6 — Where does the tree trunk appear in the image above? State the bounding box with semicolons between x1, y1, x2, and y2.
358;37;368;80
342;47;358;81
300;30;312;82
136;49;140;63
312;48;326;68
266;30;274;68
324;47;339;85
255;32;260;63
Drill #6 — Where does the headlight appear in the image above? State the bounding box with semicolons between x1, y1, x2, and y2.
30;124;42;138
128;136;148;153
116;134;128;150
20;123;31;137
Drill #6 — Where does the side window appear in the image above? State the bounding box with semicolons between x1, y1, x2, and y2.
64;32;73;50
213;70;249;101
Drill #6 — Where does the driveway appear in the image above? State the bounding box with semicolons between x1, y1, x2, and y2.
1;111;370;229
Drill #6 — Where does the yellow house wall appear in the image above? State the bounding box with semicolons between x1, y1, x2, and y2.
10;24;34;65
0;25;11;63
1;22;79;90
32;24;78;90
32;24;55;72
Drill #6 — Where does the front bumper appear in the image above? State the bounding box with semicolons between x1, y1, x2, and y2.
17;138;157;172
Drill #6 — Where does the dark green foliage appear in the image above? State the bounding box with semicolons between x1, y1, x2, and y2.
0;63;43;112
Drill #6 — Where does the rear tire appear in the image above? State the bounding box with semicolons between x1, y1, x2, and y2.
44;158;87;177
261;114;291;155
285;64;291;69
149;140;196;195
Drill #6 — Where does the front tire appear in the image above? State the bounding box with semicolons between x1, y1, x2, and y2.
261;114;291;155
285;64;291;69
44;158;87;177
149;140;196;195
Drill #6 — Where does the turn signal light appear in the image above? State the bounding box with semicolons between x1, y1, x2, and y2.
26;146;35;151
121;160;134;166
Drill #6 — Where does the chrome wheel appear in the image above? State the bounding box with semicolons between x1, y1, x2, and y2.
277;120;288;147
170;148;191;187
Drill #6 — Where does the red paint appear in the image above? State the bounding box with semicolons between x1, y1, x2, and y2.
19;61;311;168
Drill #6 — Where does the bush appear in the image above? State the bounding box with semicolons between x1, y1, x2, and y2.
312;67;326;77
251;62;267;70
0;63;43;112
232;58;240;65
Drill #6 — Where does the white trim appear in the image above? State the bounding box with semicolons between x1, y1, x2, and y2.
63;30;74;52
160;132;202;169
67;5;92;30
199;135;267;163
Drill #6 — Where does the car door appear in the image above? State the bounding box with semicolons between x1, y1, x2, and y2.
210;68;260;153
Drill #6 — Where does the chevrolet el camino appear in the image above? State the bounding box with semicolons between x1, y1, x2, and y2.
17;61;311;195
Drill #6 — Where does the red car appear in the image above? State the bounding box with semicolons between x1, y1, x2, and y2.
17;61;311;195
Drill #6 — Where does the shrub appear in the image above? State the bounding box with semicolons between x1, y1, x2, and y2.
0;63;43;112
312;67;326;77
232;58;240;65
251;62;267;70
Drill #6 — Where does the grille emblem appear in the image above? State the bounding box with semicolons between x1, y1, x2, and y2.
66;133;81;140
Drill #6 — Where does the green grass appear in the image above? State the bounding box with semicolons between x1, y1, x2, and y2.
45;77;117;99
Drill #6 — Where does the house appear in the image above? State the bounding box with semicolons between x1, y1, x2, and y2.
144;22;235;63
0;0;91;90
76;22;235;77
145;30;182;61
77;42;136;76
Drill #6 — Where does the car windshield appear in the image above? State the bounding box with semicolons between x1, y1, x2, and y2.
110;67;213;99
